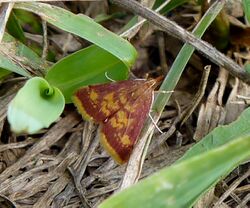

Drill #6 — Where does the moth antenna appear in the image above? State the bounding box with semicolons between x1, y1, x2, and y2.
149;113;163;134
236;95;250;100
135;78;147;81
105;72;116;82
154;90;174;94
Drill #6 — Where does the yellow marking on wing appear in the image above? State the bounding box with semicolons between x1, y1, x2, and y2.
104;93;114;101
100;93;120;116
110;111;128;129
90;90;98;104
100;101;111;116
110;117;123;129
72;95;94;122
117;111;128;125
99;131;124;164
105;93;119;109
120;95;127;104
120;135;131;146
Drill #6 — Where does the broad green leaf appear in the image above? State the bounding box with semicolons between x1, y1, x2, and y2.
45;45;128;103
7;77;65;134
178;106;250;162
243;0;250;24
0;33;48;77
14;2;137;68
99;134;250;208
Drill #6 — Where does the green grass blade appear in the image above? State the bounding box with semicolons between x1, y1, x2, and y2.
178;106;250;162
99;134;250;208
0;51;30;77
0;33;48;77
14;2;137;68
119;0;188;35
6;11;26;43
243;0;250;24
153;0;189;13
153;0;225;113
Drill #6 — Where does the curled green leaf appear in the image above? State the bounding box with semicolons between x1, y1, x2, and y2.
7;77;65;134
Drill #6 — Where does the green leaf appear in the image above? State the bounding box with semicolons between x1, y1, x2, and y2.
153;0;189;13
45;45;129;103
119;0;188;35
14;9;42;34
0;33;48;77
7;11;26;43
14;2;137;68
178;106;250;162
153;0;225;113
0;52;30;77
243;0;250;24
99;134;250;208
0;68;12;80
245;62;250;73
94;13;125;23
7;77;65;134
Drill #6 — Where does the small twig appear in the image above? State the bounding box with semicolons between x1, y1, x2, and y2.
112;0;250;84
148;64;210;150
68;127;99;208
148;113;163;134
42;19;48;60
0;137;36;153
0;112;80;184
1;77;28;84
68;168;91;208
120;0;171;38
157;31;168;74
180;65;211;126
213;169;250;207
74;129;99;183
0;194;17;207
236;193;250;208
234;184;250;194
0;3;14;42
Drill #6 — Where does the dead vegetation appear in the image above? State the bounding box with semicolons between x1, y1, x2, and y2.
0;0;249;207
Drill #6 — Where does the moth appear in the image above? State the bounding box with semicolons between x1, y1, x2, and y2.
73;78;160;164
